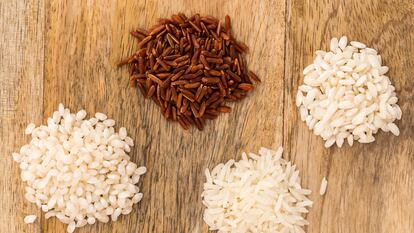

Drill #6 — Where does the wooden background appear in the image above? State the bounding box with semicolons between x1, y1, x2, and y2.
1;0;413;232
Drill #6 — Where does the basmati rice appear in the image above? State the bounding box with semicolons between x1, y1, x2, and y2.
202;147;312;233
319;177;328;196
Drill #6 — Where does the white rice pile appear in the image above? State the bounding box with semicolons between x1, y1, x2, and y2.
296;36;402;148
12;103;146;233
202;147;313;233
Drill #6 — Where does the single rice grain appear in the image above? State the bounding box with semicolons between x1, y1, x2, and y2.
319;177;328;195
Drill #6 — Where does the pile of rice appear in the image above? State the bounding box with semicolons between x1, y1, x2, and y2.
202;147;312;233
296;36;401;147
12;104;146;233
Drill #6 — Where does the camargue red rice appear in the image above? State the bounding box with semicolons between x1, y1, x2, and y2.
202;147;312;233
296;36;402;147
12;103;146;233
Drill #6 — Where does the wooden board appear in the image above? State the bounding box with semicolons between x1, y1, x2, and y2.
0;0;44;232
0;0;412;232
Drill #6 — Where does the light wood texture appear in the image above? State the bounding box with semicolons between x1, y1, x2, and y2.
0;0;412;232
0;0;44;232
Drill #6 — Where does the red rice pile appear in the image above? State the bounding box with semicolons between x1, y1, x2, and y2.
119;13;260;130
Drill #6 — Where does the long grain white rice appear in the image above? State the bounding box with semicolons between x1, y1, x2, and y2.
202;147;313;233
13;103;146;233
296;36;402;147
319;177;328;196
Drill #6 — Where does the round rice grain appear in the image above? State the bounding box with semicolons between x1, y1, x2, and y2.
13;103;146;232
296;36;401;148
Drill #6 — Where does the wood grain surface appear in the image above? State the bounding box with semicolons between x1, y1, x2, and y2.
0;0;44;232
0;0;413;233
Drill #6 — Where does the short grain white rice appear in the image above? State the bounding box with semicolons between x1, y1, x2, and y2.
24;215;37;224
296;36;401;147
25;123;36;135
13;104;146;232
202;147;313;233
